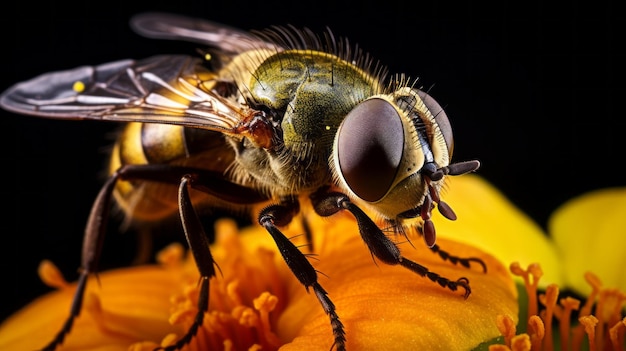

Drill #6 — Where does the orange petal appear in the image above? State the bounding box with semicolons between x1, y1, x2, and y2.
276;214;518;351
0;264;184;350
1;202;518;351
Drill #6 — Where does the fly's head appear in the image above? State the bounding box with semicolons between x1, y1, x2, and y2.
331;85;480;247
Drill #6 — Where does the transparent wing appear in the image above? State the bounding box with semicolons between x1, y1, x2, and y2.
130;12;278;54
0;55;248;133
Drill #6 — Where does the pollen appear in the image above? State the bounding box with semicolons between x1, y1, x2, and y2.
490;262;626;351
72;80;85;93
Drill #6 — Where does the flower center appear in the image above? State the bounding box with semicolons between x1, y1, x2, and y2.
141;219;289;350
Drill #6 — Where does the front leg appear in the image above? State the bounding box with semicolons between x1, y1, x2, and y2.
310;189;472;298
258;200;346;351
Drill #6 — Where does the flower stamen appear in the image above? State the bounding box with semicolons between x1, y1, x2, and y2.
511;334;532;351
37;260;70;290
580;315;599;351
253;292;282;347
609;317;626;350
557;297;580;351
527;315;545;351
493;262;626;351
510;262;543;328
538;284;558;351
497;314;517;348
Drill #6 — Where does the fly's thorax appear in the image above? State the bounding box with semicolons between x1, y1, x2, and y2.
331;87;454;220
230;49;384;193
248;50;382;147
219;48;278;98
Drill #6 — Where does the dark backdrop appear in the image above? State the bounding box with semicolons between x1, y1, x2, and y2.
1;1;624;322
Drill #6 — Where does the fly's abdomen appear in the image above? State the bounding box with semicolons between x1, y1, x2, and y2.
109;122;189;221
109;122;243;222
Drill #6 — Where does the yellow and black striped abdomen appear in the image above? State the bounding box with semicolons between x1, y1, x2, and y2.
108;122;237;222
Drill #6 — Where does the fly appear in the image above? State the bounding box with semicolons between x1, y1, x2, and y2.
1;12;484;351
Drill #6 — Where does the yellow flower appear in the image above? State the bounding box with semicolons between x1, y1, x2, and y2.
549;186;626;296
486;185;626;351
432;175;563;287
0;176;518;351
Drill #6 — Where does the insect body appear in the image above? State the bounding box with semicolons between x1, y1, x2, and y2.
1;12;482;351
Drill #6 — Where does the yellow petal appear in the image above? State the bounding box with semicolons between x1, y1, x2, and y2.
549;187;626;296
433;175;563;287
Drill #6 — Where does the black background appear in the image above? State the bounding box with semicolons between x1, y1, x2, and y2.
1;1;624;322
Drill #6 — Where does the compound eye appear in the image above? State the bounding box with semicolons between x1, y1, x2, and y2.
417;90;454;155
336;98;404;202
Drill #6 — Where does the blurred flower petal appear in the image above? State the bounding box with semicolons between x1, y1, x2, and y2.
549;187;626;295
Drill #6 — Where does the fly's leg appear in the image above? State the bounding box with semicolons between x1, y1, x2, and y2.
428;243;487;273
40;171;118;351
301;214;314;252
155;175;217;351
399;205;487;273
39;164;267;351
310;190;472;299
258;200;346;351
